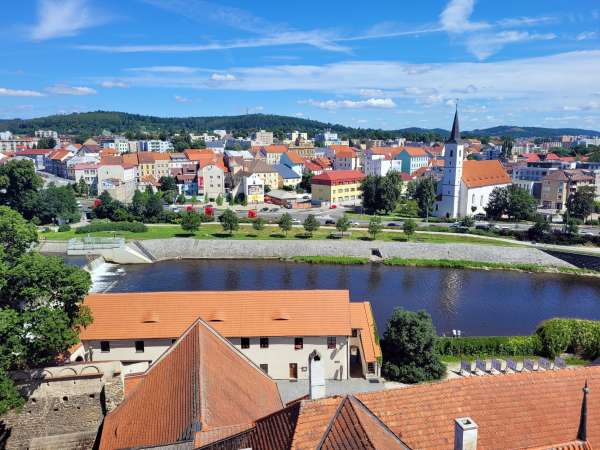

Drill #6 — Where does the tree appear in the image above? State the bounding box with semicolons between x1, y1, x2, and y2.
501;136;514;160
336;215;351;236
0;206;38;262
303;214;320;237
216;194;224;206
403;218;417;238
381;308;445;384
144;190;163;221
528;217;551;241
77;177;89;197
567;185;596;222
252;217;266;232
506;185;536;221
300;174;313;193
219;209;239;235
0;368;23;415
461;215;475;228
485;186;509;220
36;137;56;149
414;177;436;222
180;210;201;234
368;216;383;240
0;159;43;218
278;213;293;236
564;217;579;236
35;184;80;224
361;172;403;214
158;176;177;193
93;191;126;221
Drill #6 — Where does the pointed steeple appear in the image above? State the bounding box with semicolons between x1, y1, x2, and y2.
577;379;589;441
446;107;462;144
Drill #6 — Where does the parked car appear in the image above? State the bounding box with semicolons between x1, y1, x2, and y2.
351;222;360;226
387;222;399;227
330;204;337;209
284;203;292;209
292;219;301;225
261;207;269;212
325;219;335;225
474;213;487;220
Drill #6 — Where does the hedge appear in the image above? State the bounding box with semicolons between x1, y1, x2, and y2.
75;221;148;234
535;318;600;359
435;335;542;357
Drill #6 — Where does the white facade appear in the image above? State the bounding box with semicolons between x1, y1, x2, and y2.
35;130;59;140
436;140;464;219
363;154;403;177
458;183;508;217
0;131;13;140
139;140;174;153
199;164;225;201
82;335;349;380
252;130;274;146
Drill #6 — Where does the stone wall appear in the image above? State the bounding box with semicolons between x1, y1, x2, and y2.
0;361;124;450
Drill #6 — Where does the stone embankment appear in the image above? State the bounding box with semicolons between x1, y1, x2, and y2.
134;238;575;268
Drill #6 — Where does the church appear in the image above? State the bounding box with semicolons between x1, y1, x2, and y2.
435;110;511;218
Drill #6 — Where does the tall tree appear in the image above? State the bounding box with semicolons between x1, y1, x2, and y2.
303;214;320;237
0;159;43;218
567;185;596;222
381;308;445;384
368;216;383;240
219;209;239;235
414;177;436;222
335;215;351;237
0;206;38;262
501;136;514;160
158;176;177;193
278;213;293;236
485;186;509;220
180;210;201;234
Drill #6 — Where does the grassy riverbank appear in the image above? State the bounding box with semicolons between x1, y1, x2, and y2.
39;223;523;247
383;257;597;276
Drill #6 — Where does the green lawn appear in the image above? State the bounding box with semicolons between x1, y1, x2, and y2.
39;223;522;247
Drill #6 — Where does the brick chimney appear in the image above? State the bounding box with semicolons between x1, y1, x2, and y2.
309;350;325;400
454;417;478;450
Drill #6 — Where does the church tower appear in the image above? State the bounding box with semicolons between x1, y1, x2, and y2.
436;109;464;218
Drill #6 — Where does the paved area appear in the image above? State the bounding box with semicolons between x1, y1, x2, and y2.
276;378;388;404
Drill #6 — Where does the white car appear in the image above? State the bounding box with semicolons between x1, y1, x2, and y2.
292;219;301;225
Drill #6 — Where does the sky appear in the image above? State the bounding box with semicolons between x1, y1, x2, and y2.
1;0;600;131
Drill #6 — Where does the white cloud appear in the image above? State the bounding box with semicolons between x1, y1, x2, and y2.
304;98;396;110
30;0;109;41
497;16;556;27
174;95;192;103
100;80;128;88
466;31;556;60
576;31;598;41
440;0;489;33
46;85;97;95
0;87;45;97
128;66;203;73
210;73;237;81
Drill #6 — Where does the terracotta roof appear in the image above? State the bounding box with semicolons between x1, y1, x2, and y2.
121;153;139;166
333;146;358;158
48;149;72;161
243;159;278;174
99;155;122;166
15;149;52;156
72;163;99;170
285;151;305;164
350;302;381;363
140;175;160;185
100;318;283;450
544;169;594;183
461;160;511;188
370;147;403;158
354;367;600;450
524;153;541;163
311;170;365;185
138;151;171;163
401;146;429;157
80;290;353;340
264;144;288;154
185;149;217;161
546;153;561;161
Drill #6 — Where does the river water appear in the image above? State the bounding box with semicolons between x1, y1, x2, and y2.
76;258;600;337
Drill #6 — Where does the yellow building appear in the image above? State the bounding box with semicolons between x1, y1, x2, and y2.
311;170;365;206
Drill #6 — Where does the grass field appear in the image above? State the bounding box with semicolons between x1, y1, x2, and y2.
39;223;523;246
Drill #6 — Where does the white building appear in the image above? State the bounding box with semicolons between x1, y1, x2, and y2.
0;131;13;141
139;140;174;153
252;130;274;146
35;130;59;140
435;111;512;218
77;291;381;380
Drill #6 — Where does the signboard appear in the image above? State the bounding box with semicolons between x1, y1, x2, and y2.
198;176;204;190
248;184;262;195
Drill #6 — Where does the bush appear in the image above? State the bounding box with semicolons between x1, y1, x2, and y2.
75;221;147;234
535;318;600;359
57;224;71;232
435;335;542;357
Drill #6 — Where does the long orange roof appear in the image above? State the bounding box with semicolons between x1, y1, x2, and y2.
80;290;353;340
350;302;381;363
461;160;511;188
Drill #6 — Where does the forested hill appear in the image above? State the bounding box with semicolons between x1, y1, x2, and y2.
0;111;598;139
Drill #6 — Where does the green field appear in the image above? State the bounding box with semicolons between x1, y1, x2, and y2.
39;223;523;247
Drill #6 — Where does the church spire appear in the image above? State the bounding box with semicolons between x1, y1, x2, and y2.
578;380;589;441
446;106;461;144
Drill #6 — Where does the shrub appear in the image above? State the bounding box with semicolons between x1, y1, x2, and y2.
57;224;71;232
435;335;542;357
535;318;600;359
75;221;147;234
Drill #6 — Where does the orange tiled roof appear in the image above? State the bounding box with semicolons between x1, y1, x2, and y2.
121;153;139;166
80;290;353;340
354;367;600;450
48;149;71;160
350;302;381;363
461;160;511;188
138;151;170;163
370;146;403;158
311;170;365;185
100;319;283;450
285;151;305;164
402;146;429;157
264;144;288;154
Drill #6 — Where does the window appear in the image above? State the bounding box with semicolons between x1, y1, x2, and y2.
241;337;250;349
100;341;110;353
367;362;375;374
260;337;269;348
327;337;336;349
135;341;144;353
260;364;268;374
294;337;303;350
351;329;358;337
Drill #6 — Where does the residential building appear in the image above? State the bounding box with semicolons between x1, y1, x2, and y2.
264;189;309;209
14;149;52;170
253;144;288;165
435;111;511;218
280;151;305;176
73;163;99;192
251;129;274;146
482;144;503;160
397;147;430;174
45;149;74;178
311;170;365;206
0;131;13;141
329;145;360;171
236;172;265;203
541;169;595;211
242;159;279;190
274;164;302;188
315;129;348;147
0;137;37;152
97;158;138;203
35;129;59;140
138;139;174;153
198;161;225;201
138;152;171;180
363;153;403;177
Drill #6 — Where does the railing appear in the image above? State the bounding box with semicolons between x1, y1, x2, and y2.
68;237;125;251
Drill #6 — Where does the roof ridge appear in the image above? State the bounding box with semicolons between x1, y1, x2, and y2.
349;396;411;449
316;396;351;449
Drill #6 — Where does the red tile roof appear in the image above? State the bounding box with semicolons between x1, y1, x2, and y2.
311;170;365;185
100;318;283;450
285;151;305;164
350;302;381;364
401;146;429;157
462;160;511;188
80;290;354;340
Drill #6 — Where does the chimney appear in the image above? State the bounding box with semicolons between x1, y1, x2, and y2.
454;417;478;450
309;350;325;400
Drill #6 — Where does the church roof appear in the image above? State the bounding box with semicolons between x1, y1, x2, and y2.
446;109;462;144
462;160;511;188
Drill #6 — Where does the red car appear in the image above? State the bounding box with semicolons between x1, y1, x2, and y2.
247;210;257;219
204;206;214;216
330;204;337;209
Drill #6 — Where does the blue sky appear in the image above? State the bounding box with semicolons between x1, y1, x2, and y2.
1;0;600;131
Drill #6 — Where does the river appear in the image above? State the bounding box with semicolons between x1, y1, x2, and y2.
76;258;600;337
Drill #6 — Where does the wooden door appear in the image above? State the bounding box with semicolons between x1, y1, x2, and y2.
289;363;298;379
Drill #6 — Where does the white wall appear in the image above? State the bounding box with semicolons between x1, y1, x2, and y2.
459;182;510;217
